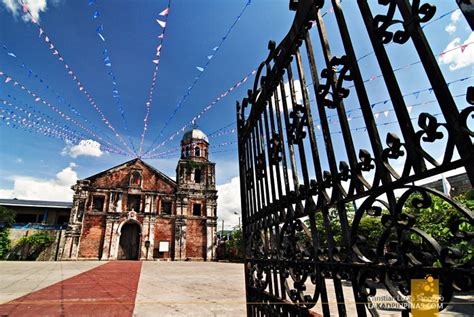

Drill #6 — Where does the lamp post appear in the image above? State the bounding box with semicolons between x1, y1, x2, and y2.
233;211;240;228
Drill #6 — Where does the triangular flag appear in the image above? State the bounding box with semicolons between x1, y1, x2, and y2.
152;59;160;64
93;11;100;19
213;46;218;51
207;55;213;60
98;33;106;42
159;7;170;16
196;66;204;72
407;106;413;114
5;77;12;83
7;52;16;58
158;33;164;39
156;19;166;28
460;44;468;53
375;113;380;119
413;91;420;99
384;110;389;117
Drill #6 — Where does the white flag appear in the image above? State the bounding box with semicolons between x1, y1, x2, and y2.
156;19;166;28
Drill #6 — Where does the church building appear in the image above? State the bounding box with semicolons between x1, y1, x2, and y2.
60;129;218;261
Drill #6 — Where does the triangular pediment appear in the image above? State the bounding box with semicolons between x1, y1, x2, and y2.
85;158;176;192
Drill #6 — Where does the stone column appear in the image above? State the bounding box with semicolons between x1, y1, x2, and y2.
206;219;217;261
100;214;119;260
174;216;186;260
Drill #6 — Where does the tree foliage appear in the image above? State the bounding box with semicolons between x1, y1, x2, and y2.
12;232;56;261
0;206;15;260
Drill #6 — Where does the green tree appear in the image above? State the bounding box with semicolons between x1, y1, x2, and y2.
0;206;15;260
226;226;244;261
13;232;56;261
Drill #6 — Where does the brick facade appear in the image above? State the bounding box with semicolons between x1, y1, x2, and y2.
61;129;218;261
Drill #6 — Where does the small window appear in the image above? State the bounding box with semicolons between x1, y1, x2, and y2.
56;215;70;225
15;213;38;223
193;204;201;216
127;194;141;212
130;171;142;186
92;196;105;211
185;146;190;157
161;201;172;215
195;146;200;157
194;169;201;183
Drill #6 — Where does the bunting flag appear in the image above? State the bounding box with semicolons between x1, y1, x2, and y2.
159;7;170;16
156;19;166;28
88;1;138;156
142;69;257;158
20;5;135;156
0;42;123;150
137;1;172;157
0;71;127;155
145;0;252;150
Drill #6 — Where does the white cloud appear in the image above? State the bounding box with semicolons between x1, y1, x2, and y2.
439;32;474;71
1;0;52;22
62;139;103;158
0;163;77;201
444;10;462;35
15;158;23;164
217;176;241;229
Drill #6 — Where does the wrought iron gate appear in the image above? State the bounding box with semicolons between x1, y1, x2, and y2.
236;0;473;315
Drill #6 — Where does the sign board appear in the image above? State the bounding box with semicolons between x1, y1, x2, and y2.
159;241;169;252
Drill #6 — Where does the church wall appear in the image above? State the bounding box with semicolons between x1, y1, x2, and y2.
185;219;205;259
154;217;175;259
78;214;106;259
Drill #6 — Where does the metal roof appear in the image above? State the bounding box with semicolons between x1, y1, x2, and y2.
0;198;72;209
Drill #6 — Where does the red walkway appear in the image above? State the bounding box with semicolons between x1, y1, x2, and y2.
0;261;142;317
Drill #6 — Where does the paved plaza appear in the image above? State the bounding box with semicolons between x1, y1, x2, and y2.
0;261;472;316
0;261;246;316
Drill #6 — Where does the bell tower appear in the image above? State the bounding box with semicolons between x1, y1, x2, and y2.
175;128;217;260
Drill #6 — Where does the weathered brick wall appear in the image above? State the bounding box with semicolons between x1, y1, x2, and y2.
186;219;205;259
91;160;175;193
154;218;174;258
79;214;105;259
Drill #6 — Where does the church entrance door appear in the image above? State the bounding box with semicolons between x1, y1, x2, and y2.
118;222;140;260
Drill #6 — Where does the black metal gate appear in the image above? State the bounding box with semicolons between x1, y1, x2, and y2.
236;0;473;315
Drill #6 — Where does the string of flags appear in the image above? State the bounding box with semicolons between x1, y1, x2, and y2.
0;42;124;150
0;99;127;155
0;71;127;155
20;2;134;155
142;69;257;158
138;1;172;157
349;41;474;90
147;140;238;160
314;94;466;130
0;106;127;156
355;8;460;63
89;0;138;156
141;123;238;159
148;0;252;150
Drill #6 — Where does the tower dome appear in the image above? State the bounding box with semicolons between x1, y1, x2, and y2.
182;128;209;144
180;128;209;160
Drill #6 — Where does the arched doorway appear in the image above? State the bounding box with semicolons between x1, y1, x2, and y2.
118;222;141;260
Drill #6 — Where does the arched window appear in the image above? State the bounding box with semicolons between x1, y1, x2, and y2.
185;146;190;157
194;169;201;183
130;171;142;186
195;146;201;157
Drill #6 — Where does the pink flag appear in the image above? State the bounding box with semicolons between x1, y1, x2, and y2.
5;77;12;83
68;71;73;75
159;7;170;16
59;57;64;61
460;44;468;53
156;19;166;28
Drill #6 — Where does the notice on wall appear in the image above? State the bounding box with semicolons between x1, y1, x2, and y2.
159;241;169;252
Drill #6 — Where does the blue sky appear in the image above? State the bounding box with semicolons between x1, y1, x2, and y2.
0;0;472;227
